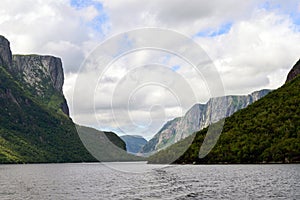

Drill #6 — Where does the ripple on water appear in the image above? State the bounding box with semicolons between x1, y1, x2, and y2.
0;163;299;199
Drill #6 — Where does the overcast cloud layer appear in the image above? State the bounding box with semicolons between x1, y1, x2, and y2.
1;0;300;138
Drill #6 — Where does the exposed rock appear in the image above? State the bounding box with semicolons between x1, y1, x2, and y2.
11;55;69;116
12;55;64;93
0;35;69;116
141;89;271;154
141;117;180;154
0;35;12;68
286;59;300;83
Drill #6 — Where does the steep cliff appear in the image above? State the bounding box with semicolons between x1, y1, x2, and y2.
0;35;69;115
0;65;96;163
0;36;12;68
0;35;93;163
12;55;64;93
142;89;270;154
11;55;69;115
0;35;142;163
286;59;300;83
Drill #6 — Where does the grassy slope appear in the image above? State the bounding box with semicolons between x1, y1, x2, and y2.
148;76;300;164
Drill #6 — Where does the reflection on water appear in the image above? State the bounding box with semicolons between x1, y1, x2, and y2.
0;163;299;199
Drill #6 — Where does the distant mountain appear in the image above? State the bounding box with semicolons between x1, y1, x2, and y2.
120;135;147;154
148;59;300;164
141;89;270;155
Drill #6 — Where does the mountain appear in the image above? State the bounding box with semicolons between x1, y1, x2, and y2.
141;89;270;154
76;126;145;161
12;54;69;115
0;35;141;163
0;35;96;163
0;36;12;68
148;59;300;164
120;135;147;154
0;35;69;116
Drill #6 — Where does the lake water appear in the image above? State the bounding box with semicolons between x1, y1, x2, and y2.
0;162;299;199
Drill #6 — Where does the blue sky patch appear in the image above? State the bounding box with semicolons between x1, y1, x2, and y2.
112;34;135;58
259;1;300;28
70;0;109;34
171;65;181;72
195;22;232;38
71;0;102;10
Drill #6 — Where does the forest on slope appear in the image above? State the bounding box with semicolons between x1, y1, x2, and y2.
148;72;300;164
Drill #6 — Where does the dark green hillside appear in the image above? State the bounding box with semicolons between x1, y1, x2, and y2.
105;132;127;151
0;34;144;164
0;66;97;163
148;75;300;164
76;126;145;162
0;64;140;163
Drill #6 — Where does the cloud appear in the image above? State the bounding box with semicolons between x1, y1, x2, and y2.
195;9;300;94
0;0;106;73
71;53;208;136
98;0;262;35
2;0;300;138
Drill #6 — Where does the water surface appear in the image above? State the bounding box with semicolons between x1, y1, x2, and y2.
0;163;299;199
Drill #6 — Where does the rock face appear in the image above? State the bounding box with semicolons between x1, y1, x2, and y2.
12;55;69;116
141;89;271;154
148;68;300;164
0;35;69;116
286;59;300;83
12;55;64;93
0;36;96;163
0;36;12;69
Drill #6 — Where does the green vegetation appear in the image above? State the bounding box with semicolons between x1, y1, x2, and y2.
104;131;127;151
77;126;145;162
148;75;300;164
0;66;96;163
0;64;146;163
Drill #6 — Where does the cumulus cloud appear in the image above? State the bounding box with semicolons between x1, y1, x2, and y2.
1;0;300;138
98;0;262;35
196;9;300;94
0;0;103;73
71;42;213;137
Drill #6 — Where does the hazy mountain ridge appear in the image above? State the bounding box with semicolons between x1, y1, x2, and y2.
120;135;147;154
142;89;270;154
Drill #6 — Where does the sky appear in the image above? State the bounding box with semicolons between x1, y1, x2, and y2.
1;0;300;139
